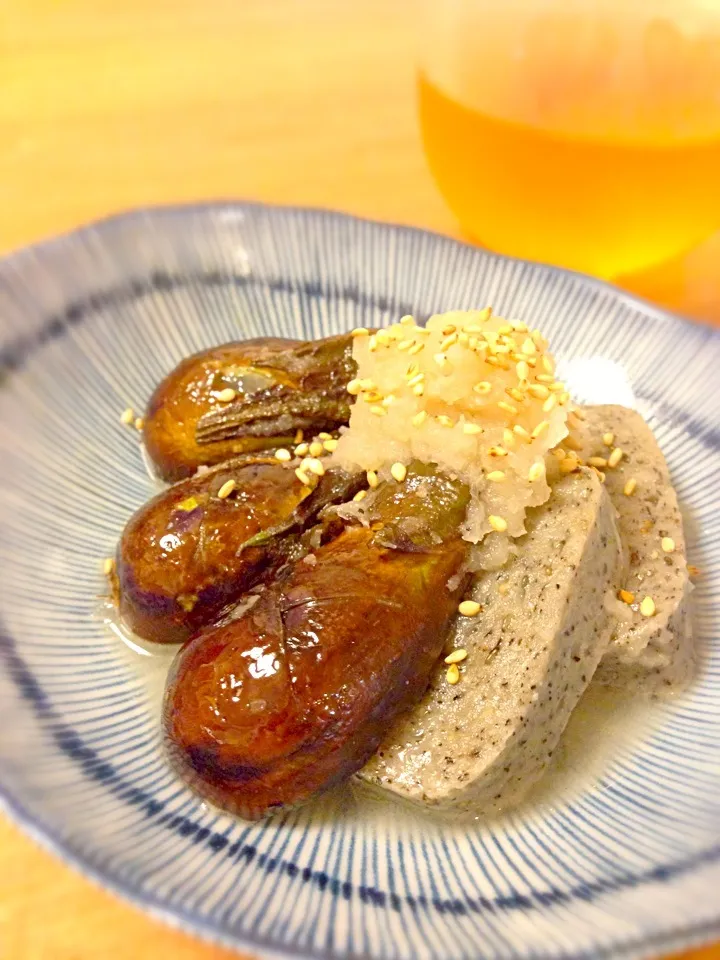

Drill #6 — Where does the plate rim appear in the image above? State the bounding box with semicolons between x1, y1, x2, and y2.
1;200;718;960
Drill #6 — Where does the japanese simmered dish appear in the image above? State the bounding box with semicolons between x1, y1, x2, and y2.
109;310;693;821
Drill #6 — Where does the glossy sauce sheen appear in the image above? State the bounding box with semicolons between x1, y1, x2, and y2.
164;469;470;819
143;338;300;481
143;334;355;481
117;458;307;644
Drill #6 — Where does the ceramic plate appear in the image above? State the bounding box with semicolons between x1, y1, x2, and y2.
1;204;719;960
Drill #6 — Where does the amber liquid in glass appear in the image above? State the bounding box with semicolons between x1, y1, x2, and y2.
418;70;720;278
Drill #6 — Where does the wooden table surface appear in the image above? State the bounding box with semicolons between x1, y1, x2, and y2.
1;2;718;958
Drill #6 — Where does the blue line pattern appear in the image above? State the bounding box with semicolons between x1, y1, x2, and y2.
0;203;719;960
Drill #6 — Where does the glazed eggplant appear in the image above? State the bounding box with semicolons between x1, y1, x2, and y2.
144;335;355;481
164;465;471;819
116;456;364;645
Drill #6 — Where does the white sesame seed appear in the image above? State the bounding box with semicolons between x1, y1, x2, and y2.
444;649;468;664
465;324;484;334
397;339;413;352
640;596;656;617
608;447;624;468
488;515;508;533
536;373;555;384
309;441;325;457
434;352;449;367
294;442;309;456
458;600;481;616
542;395;557;413
216;388;236;403
351;327;370;337
368;335;378;352
662;537;676;554
486;471;505;482
370;405;387;416
441;334;458;352
390;462;407;483
275;448;292;462
498;401;518;416
323;439;338;452
552;447;567;460
603;432;615;447
376;330;391;346
588;457;608;468
382;394;396;407
407;373;424;388
400;315;416;326
411;410;428;427
446;664;460;684
503;428;516;448
358;379;376;391
367;470;379;489
134;417;144;431
353;489;367;502
558;392;570;406
532;420;550;439
513;424;531;442
542;355;554;373
318;432;332;440
217;479;236;499
624;478;637;496
305;458;325;477
549;381;565;393
473;381;492;395
120;407;135;425
295;468;312;486
347;379;362;395
412;384;425;397
559;457;579;474
528;384;550;400
437;415;455;428
521;338;536;356
408;342;425;356
102;557;115;576
528;462;545;482
463;423;483;435
490;445;508;458
507;386;526;402
516;360;530;381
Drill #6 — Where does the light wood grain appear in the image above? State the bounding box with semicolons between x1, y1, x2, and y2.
1;2;718;958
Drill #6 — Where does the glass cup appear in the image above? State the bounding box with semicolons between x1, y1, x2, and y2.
417;0;720;279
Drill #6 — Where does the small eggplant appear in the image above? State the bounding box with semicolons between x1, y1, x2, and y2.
143;335;355;481
116;456;364;645
164;464;470;818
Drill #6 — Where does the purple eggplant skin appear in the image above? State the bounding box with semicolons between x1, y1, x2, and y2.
143;335;355;482
164;464;471;819
115;455;364;645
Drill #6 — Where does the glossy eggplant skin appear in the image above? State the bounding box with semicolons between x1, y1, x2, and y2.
116;458;365;646
164;466;470;818
143;335;354;481
116;457;307;645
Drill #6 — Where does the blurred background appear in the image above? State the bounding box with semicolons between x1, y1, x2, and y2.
2;1;719;958
2;0;720;323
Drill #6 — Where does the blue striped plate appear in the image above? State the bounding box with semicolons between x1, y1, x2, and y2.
1;203;718;960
